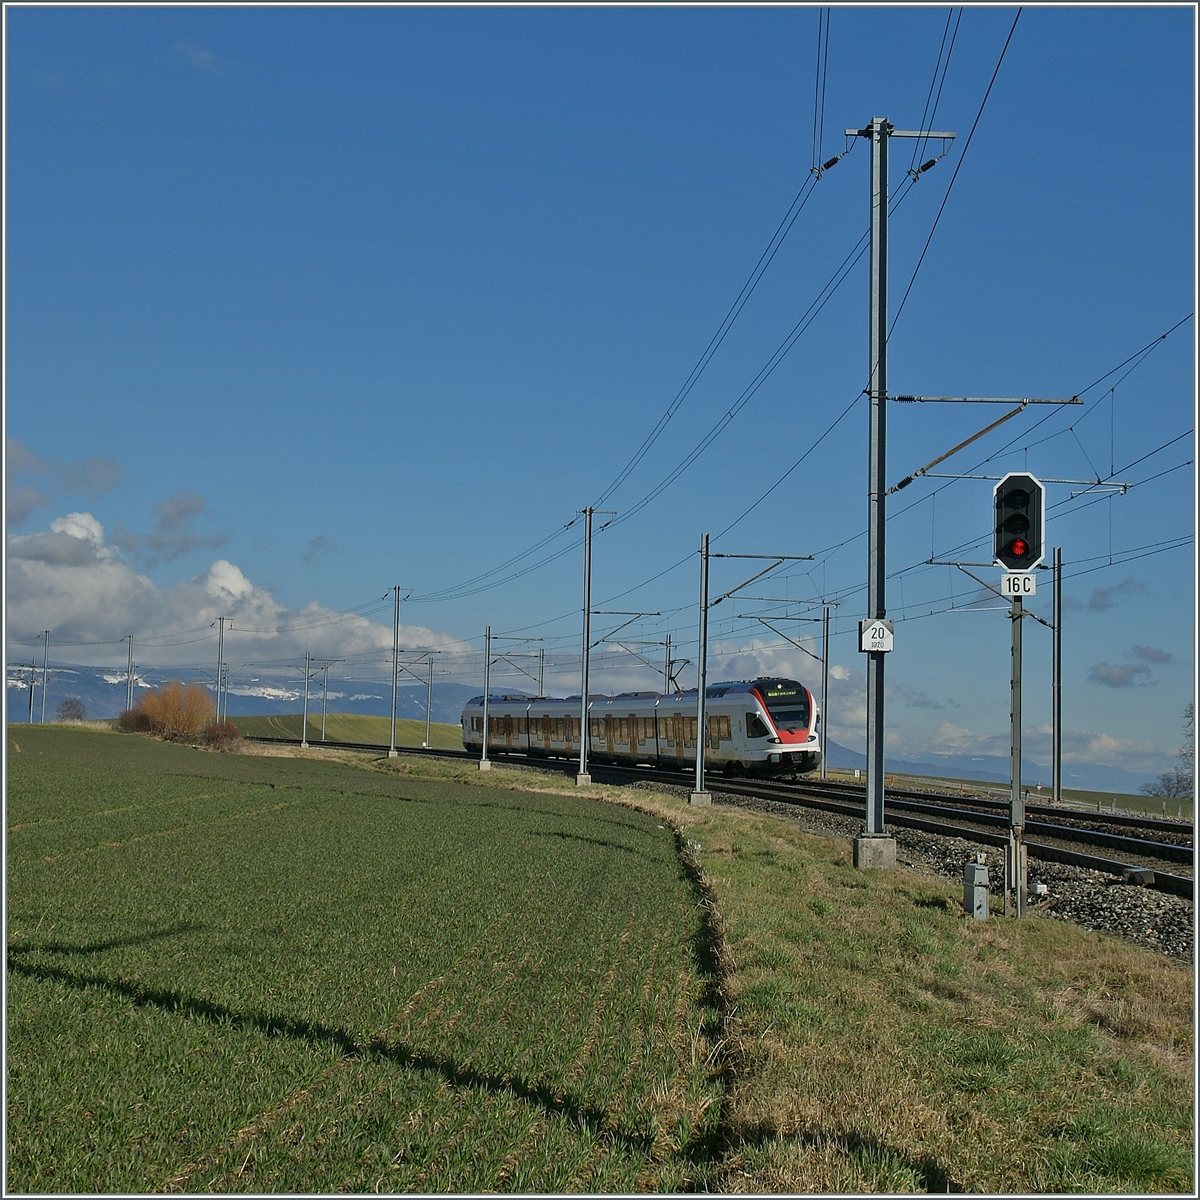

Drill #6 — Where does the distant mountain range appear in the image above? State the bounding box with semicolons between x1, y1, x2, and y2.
7;665;1155;796
5;664;481;726
823;738;1152;797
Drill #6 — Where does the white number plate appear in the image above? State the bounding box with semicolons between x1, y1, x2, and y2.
1000;572;1037;597
859;619;894;652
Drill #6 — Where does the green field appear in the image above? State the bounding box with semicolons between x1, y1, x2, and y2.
7;726;1193;1193
6;726;723;1192
231;712;464;751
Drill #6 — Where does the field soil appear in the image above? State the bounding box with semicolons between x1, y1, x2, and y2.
6;726;1194;1193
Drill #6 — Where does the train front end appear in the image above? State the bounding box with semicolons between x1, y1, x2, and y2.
748;678;821;775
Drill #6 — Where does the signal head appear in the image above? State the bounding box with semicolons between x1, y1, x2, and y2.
993;473;1045;570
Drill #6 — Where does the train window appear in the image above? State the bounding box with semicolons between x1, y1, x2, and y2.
765;705;809;730
761;692;810;731
720;716;731;740
571;717;580;740
746;712;770;739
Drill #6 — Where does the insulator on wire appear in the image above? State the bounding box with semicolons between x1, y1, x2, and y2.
918;158;939;173
821;155;842;172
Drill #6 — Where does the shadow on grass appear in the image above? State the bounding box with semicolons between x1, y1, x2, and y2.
525;829;660;859
7;922;203;959
5;955;659;1160
727;1121;959;1192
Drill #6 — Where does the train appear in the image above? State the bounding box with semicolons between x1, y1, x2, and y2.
461;677;821;776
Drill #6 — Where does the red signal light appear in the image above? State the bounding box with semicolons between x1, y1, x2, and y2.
1011;538;1028;558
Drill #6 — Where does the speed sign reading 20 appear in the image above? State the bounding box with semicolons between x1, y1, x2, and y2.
859;619;894;653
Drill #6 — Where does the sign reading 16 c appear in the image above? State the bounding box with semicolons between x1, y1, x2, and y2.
1000;572;1037;598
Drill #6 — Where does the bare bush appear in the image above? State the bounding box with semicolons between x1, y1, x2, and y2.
118;708;152;733
133;681;214;741
199;721;244;752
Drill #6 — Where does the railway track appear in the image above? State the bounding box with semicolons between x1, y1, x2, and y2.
243;735;1193;900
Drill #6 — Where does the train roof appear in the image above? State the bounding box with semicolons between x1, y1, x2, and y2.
463;678;811;708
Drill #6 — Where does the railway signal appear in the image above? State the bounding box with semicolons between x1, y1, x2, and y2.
993;473;1045;570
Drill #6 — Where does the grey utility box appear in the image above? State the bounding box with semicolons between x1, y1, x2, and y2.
963;859;990;920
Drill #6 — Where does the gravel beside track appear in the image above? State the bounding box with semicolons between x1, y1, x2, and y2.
632;781;1194;965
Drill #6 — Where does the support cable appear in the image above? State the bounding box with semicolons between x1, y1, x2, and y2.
889;7;1022;336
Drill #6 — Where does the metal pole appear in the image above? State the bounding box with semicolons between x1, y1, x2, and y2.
126;635;134;713
1009;595;1026;917
389;586;400;758
538;647;544;698
215;617;225;723
40;632;49;723
578;507;593;785
864;115;889;842
29;659;36;723
664;633;672;693
424;655;433;748
1052;546;1062;807
301;650;311;747
821;605;830;780
322;661;329;741
692;533;711;804
480;625;492;770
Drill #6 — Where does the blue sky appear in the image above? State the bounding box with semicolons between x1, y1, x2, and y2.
5;5;1195;780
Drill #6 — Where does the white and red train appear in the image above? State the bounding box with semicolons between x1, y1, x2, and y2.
461;677;821;776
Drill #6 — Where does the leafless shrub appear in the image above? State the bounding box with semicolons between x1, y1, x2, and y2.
128;680;214;741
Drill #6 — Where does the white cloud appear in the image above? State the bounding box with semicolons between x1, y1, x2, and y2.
709;634;821;686
50;511;107;550
6;512;472;673
926;718;1163;771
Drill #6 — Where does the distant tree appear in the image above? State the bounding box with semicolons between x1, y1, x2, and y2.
56;697;86;722
1180;702;1194;793
1139;769;1191;800
1139;705;1195;799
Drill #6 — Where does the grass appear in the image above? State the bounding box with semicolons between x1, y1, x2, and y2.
594;791;1194;1194
7;726;1194;1193
5;726;723;1193
231;712;463;751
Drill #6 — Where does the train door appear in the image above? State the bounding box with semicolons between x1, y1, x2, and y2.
605;714;615;755
629;714;639;761
673;714;684;762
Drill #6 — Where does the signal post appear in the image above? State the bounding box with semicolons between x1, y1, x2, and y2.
995;473;1046;918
